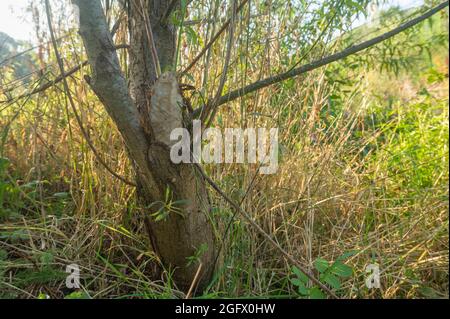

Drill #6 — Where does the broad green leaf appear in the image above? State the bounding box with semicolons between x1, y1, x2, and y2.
291;266;309;283
321;273;341;290
309;287;326;299
332;262;353;278
314;258;329;273
64;291;90;299
290;278;303;287
297;282;309;296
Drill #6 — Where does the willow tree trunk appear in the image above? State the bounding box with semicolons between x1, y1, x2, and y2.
74;0;216;292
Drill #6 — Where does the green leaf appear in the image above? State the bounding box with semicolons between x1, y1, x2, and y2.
0;229;28;241
39;251;54;266
331;262;353;278
309;287;326;299
180;0;188;11
0;157;9;173
53;192;69;199
314;258;329;273
290;278;303;287
291;266;309;283
336;250;359;261
291;266;302;277
65;291;90;299
321;273;341;290
297;282;309;296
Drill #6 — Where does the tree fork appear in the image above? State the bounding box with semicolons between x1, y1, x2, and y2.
74;0;216;292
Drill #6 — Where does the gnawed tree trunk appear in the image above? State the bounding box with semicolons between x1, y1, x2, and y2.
74;0;215;292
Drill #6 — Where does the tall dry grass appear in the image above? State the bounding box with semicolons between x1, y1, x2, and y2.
0;1;448;299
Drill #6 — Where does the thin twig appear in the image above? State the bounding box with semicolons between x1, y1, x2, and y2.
203;0;238;126
1;61;88;104
212;160;262;271
0;35;70;67
1;23;127;105
185;263;203;299
136;0;162;77
193;163;339;299
111;12;125;37
181;0;250;75
2;44;128;104
193;0;449;115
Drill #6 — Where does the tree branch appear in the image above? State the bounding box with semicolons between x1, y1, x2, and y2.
73;0;155;188
202;1;448;113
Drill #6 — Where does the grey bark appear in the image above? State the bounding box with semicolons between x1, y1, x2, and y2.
74;0;215;292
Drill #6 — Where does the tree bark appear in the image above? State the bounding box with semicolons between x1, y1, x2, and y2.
74;0;215;292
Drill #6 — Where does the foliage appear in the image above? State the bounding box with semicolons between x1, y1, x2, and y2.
290;252;356;298
0;0;448;299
